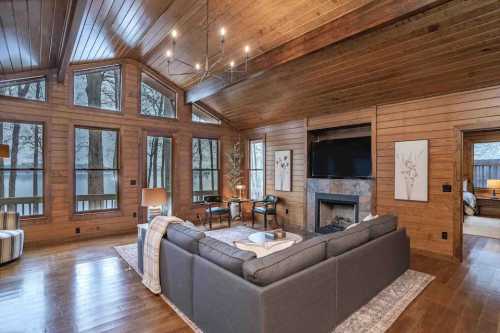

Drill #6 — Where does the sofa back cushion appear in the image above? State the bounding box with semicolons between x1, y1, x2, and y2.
323;223;370;258
167;223;205;254
365;215;397;239
242;237;326;286
199;237;256;276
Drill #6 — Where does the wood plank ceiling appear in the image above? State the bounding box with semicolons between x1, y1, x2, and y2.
0;0;71;73
202;0;500;129
1;0;500;130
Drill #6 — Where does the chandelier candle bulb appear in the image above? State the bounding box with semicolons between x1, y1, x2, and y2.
171;29;177;39
195;63;201;71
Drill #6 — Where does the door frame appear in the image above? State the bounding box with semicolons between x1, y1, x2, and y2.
454;120;500;261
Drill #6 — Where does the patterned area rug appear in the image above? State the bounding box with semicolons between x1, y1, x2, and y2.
114;243;434;333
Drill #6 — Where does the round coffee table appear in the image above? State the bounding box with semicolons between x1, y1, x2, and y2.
248;231;302;246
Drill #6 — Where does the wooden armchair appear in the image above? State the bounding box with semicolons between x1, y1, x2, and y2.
204;195;231;230
252;195;279;229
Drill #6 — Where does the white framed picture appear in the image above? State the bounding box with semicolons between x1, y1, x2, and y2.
394;140;428;202
275;150;292;192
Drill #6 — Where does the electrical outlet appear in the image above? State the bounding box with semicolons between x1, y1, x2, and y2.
285;208;289;215
75;227;80;234
130;179;137;186
442;231;448;240
133;212;137;218
442;184;452;192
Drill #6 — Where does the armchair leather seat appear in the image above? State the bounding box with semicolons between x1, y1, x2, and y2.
206;207;230;215
254;207;276;215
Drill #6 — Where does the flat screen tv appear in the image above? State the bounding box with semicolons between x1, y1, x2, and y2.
309;136;371;178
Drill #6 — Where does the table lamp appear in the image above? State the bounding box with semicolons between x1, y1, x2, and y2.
487;179;500;198
235;184;245;198
141;188;167;221
0;144;9;158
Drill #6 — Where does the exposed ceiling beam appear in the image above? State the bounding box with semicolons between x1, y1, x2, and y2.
185;0;449;104
57;0;88;82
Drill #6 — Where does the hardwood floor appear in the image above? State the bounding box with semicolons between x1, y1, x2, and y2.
0;234;192;333
1;233;499;332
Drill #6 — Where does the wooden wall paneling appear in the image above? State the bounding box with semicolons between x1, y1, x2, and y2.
0;58;237;246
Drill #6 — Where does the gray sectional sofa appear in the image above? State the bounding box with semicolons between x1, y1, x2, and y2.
152;215;409;333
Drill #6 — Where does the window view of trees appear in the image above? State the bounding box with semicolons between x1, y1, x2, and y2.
0;121;44;216
249;139;264;200
0;77;46;102
192;104;221;125
141;73;176;118
75;127;119;213
74;66;121;111
146;135;172;214
192;138;219;203
473;142;500;188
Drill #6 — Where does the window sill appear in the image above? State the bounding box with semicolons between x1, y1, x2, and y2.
71;209;123;221
71;104;123;114
138;114;178;121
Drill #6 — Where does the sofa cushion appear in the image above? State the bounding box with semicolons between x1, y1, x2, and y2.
199;237;256;276
167;223;205;254
365;215;397;239
242;237;326;286
323;223;370;258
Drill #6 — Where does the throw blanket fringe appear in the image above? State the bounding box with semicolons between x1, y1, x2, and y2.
142;216;183;293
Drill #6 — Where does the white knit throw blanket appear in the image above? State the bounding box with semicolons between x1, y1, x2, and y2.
142;216;183;294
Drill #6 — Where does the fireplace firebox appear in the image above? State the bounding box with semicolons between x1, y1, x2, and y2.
314;193;359;234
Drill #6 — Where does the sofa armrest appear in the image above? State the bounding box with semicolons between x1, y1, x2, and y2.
1;212;20;230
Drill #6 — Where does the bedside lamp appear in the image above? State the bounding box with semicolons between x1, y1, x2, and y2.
236;184;245;198
487;179;500;198
141;188;167;222
0;144;9;158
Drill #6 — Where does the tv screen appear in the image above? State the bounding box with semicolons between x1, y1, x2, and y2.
310;136;371;178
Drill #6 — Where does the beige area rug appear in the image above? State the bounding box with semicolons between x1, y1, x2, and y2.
464;216;500;239
115;243;434;333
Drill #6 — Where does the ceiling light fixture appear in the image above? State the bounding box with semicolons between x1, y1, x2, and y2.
164;0;250;84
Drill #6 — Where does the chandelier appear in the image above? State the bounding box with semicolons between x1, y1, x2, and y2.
164;0;250;84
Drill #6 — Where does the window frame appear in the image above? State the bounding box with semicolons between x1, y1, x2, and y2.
192;103;222;125
192;137;221;204
72;65;122;113
142;130;174;218
139;72;178;120
472;141;500;190
0;76;48;103
0;119;46;218
73;125;120;215
248;138;265;200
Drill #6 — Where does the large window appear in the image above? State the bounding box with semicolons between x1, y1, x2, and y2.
146;135;172;214
473;142;500;189
0;121;44;216
74;66;121;111
0;76;47;102
249;139;264;200
75;127;119;213
192;104;221;125
192;138;219;203
141;73;176;118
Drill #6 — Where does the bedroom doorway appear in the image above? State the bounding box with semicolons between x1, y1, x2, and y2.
461;130;500;240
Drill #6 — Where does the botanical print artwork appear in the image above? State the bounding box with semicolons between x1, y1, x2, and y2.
275;150;292;191
395;140;428;201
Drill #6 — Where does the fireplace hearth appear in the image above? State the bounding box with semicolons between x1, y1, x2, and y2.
315;193;359;234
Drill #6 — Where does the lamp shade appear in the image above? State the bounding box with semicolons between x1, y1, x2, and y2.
487;179;500;189
0;144;9;158
235;184;246;190
141;188;167;207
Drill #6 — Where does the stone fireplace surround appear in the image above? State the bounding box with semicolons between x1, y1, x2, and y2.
306;178;374;233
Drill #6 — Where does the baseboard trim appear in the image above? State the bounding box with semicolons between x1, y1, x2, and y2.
24;227;137;249
411;248;459;263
